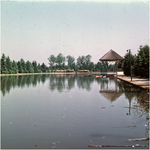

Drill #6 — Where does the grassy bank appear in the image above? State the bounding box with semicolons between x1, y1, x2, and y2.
0;72;76;76
0;71;103;76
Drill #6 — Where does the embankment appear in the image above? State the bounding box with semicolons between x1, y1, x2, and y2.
0;72;76;76
117;76;149;91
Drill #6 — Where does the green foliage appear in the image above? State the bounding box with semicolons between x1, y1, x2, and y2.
95;62;101;71
74;65;79;71
133;45;149;78
48;54;78;71
89;62;95;71
123;52;135;76
32;61;38;73
77;55;92;70
85;55;92;65
41;63;47;72
20;59;27;73
118;60;123;68
48;55;56;69
77;55;86;69
1;45;149;77
6;56;13;74
48;54;67;70
56;53;65;67
99;61;109;72
95;61;115;72
66;55;75;69
1;54;43;74
108;63;115;71
1;54;8;74
17;61;23;73
12;60;18;74
26;61;34;73
122;45;149;78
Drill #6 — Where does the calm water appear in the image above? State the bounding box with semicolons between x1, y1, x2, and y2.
1;74;149;149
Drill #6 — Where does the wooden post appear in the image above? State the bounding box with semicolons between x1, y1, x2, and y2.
116;61;118;77
129;49;132;81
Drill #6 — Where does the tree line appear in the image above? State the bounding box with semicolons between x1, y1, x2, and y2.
0;53;115;74
48;53;115;72
0;45;149;78
0;55;48;74
120;45;149;78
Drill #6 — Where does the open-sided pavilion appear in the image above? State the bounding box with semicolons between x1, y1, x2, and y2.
99;49;124;76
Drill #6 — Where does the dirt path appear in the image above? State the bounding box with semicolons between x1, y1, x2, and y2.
117;76;149;90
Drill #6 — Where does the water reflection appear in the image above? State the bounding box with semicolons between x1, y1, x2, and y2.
100;91;123;102
0;75;148;111
1;74;149;103
49;74;76;92
99;78;124;102
1;75;44;96
49;74;95;92
1;74;149;117
1;74;149;148
1;74;96;95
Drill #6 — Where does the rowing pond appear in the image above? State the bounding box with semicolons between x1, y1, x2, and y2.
1;74;149;149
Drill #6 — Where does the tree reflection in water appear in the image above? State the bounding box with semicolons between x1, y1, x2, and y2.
1;75;149;112
1;74;149;146
99;77;124;103
1;74;149;103
77;75;94;91
49;74;76;92
98;76;149;142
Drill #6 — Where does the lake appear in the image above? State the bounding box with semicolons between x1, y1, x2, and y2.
1;74;149;149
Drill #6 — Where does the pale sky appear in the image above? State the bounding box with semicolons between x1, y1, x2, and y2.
1;0;149;66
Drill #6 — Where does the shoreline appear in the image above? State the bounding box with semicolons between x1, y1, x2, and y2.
117;76;149;91
0;72;102;76
1;73;149;91
0;72;76;76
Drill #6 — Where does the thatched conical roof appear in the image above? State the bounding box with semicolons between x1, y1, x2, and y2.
99;91;123;102
99;49;124;61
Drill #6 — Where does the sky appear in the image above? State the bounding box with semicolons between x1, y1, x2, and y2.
1;0;149;66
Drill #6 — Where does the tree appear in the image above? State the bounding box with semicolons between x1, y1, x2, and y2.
1;54;8;74
77;56;86;69
123;52;135;76
17;61;23;73
32;61;38;73
37;63;41;70
85;55;92;65
83;63;88;70
20;58;27;73
74;65;79;71
12;60;18;74
108;63;115;71
118;60;123;68
133;45;149;78
66;55;75;69
89;62;95;71
6;56;13;74
26;61;34;73
56;53;65;69
48;55;56;70
41;63;47;72
77;55;92;70
95;62;101;72
100;61;108;72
